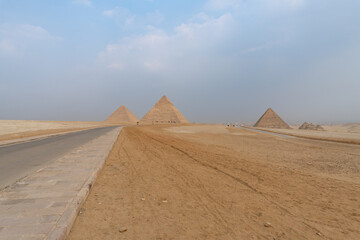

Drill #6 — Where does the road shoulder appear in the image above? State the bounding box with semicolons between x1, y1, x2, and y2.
0;127;113;147
0;127;121;240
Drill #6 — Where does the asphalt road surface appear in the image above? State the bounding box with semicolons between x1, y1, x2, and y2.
0;126;118;190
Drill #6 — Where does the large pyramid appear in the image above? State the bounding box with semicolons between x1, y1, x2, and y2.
140;96;188;124
105;105;139;125
254;108;291;129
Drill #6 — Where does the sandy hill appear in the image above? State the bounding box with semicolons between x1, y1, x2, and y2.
254;108;291;129
299;122;325;131
105;105;139;125
140;96;188;125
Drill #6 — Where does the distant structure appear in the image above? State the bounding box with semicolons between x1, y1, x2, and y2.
140;95;188;124
254;108;291;129
299;122;324;131
105;105;139;125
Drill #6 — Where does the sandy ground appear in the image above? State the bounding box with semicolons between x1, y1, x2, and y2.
255;124;360;145
0;120;112;142
322;124;360;133
68;124;360;240
166;124;229;134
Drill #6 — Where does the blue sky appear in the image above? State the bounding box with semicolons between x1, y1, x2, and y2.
0;0;359;124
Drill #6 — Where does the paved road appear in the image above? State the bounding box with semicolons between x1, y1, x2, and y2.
0;126;118;190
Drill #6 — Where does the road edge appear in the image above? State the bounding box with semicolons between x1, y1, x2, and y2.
45;127;122;240
0;126;121;148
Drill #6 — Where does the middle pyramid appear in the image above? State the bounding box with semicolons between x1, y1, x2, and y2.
105;105;139;125
140;95;188;124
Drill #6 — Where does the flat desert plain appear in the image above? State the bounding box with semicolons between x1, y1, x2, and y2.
0;120;112;142
255;123;360;145
68;124;360;240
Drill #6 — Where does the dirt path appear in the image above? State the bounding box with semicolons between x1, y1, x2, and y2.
68;125;360;240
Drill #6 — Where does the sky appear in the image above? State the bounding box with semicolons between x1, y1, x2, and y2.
0;0;359;124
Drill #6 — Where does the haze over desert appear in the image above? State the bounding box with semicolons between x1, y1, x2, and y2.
1;1;360;240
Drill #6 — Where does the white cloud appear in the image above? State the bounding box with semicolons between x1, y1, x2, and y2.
145;10;164;25
103;7;137;28
107;63;124;70
99;13;234;73
0;39;17;56
99;1;303;77
206;0;243;10
144;60;162;71
1;24;52;39
266;0;305;10
103;10;115;18
72;0;92;6
103;7;125;18
103;7;163;29
206;0;305;11
0;24;60;57
175;13;233;39
239;41;284;55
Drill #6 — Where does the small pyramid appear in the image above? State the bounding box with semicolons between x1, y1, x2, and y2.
140;96;188;124
299;122;324;131
105;105;139;125
254;108;291;129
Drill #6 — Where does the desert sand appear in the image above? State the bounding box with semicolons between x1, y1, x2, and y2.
255;124;360;145
324;123;360;133
68;124;360;240
0;120;111;142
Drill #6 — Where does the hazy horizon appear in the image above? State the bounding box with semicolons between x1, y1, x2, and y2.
1;0;360;124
